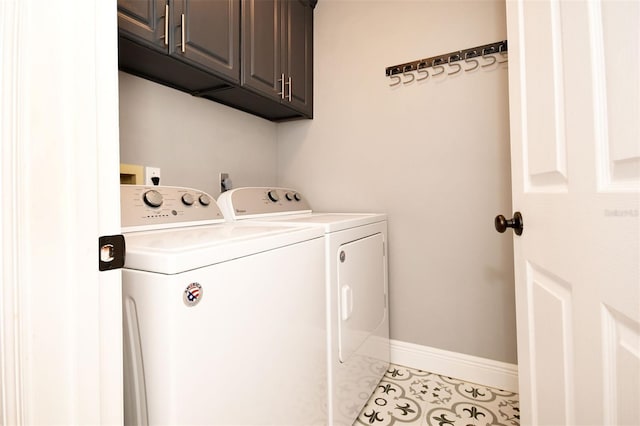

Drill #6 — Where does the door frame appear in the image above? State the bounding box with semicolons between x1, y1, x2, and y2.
0;1;122;424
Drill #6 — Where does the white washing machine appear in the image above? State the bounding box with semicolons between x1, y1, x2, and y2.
217;187;390;426
120;185;328;425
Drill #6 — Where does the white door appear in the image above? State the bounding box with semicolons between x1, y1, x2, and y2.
506;1;639;425
0;1;122;424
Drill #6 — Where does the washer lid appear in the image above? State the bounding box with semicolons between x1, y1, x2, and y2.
123;223;323;274
250;212;387;233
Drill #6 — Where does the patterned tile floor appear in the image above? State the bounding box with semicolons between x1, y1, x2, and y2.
354;364;520;426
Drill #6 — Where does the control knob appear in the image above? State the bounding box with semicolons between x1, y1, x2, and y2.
199;194;211;206
181;193;195;206
285;192;302;201
267;190;279;202
143;190;163;208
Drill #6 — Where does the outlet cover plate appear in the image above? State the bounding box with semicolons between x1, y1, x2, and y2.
145;167;161;186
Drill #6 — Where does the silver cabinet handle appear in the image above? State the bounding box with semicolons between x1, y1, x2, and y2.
286;76;292;102
163;4;169;46
181;13;185;53
278;73;285;99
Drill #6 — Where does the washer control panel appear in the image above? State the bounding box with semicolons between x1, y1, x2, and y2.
217;187;312;220
121;185;224;231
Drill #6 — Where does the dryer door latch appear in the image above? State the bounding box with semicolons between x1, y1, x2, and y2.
99;235;126;271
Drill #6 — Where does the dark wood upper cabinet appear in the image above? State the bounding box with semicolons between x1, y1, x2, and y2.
172;0;240;83
118;0;239;83
242;0;313;117
117;0;314;121
282;0;313;116
241;0;280;99
117;0;167;52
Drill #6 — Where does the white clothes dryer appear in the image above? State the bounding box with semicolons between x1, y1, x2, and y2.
121;185;327;425
217;187;390;426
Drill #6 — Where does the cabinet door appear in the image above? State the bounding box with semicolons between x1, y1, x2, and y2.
241;0;282;101
282;0;313;117
172;0;240;84
118;0;168;52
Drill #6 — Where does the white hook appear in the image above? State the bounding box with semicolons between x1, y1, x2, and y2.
448;55;462;75
416;61;429;81
464;51;479;72
481;47;497;68
498;44;508;63
402;65;415;84
432;59;445;76
389;72;401;87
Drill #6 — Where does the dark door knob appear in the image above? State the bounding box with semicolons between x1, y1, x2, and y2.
495;212;524;236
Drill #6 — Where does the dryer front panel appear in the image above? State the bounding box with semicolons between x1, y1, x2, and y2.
337;232;386;363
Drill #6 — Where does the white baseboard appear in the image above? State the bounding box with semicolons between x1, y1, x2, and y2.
390;339;519;393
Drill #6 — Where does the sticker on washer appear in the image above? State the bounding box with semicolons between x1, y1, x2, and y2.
183;283;202;307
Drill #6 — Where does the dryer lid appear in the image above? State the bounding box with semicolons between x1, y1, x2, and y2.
259;212;387;233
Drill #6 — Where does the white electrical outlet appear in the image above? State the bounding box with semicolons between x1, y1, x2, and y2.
145;167;161;186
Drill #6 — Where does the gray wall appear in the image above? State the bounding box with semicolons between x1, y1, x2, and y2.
276;0;517;363
118;0;517;365
118;72;278;197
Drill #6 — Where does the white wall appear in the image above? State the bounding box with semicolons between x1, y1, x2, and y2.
277;0;517;363
118;72;278;197
117;0;517;365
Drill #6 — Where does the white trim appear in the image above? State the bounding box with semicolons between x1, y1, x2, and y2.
1;2;26;424
390;339;519;393
95;0;125;423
